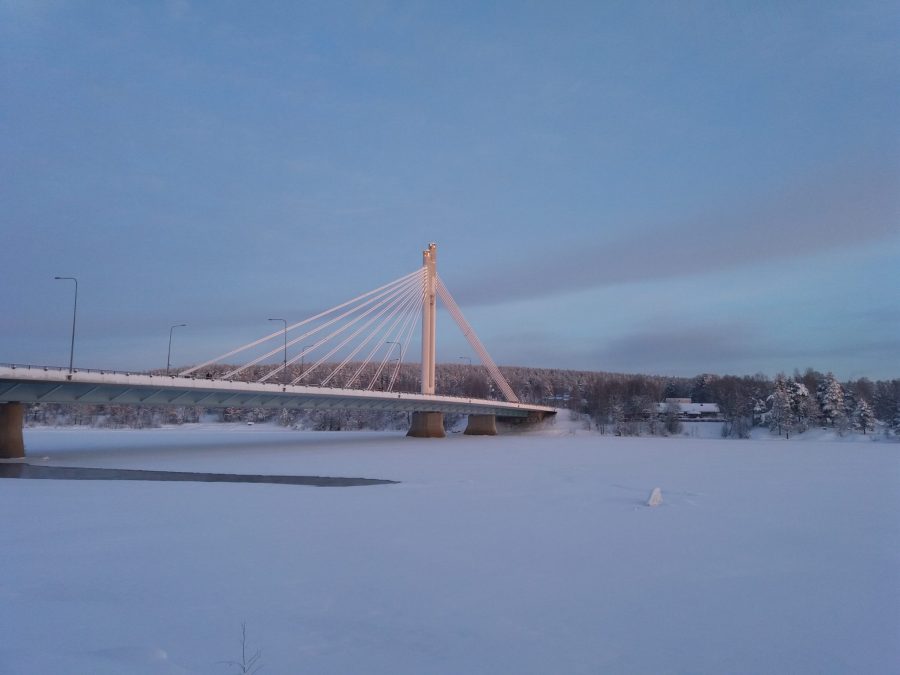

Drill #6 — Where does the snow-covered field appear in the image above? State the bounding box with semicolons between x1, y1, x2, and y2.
2;418;898;674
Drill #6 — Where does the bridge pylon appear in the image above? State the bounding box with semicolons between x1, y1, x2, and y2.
421;243;437;396
408;243;445;437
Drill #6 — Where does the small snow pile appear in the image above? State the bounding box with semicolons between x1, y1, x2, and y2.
647;487;663;507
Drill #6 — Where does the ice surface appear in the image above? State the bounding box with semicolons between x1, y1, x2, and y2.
1;421;898;674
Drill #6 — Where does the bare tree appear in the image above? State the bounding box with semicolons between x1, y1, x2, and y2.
220;622;263;675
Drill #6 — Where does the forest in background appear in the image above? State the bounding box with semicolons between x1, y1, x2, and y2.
24;361;900;439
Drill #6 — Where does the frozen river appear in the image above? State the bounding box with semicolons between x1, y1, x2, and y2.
1;421;898;674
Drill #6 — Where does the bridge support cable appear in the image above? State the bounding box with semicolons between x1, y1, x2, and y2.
341;283;424;390
370;286;424;391
282;274;424;386
210;269;422;382
318;278;424;387
239;269;424;382
179;268;424;377
392;284;426;387
435;275;520;403
257;271;424;385
246;270;416;384
366;282;424;391
386;293;421;392
338;284;421;390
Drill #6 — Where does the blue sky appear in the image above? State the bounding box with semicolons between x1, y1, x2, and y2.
2;1;898;379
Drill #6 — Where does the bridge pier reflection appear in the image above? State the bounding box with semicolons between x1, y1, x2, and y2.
0;402;25;459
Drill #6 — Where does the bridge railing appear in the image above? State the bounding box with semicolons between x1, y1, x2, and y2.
0;362;308;382
0;361;362;383
0;362;317;380
1;362;152;377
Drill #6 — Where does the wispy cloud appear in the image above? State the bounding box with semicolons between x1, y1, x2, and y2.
594;323;757;371
568;322;900;377
453;154;899;305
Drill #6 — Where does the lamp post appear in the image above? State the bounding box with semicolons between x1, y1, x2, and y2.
166;323;187;375
54;276;78;375
459;356;472;367
269;318;287;385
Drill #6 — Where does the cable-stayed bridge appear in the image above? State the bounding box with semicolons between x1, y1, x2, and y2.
0;244;555;457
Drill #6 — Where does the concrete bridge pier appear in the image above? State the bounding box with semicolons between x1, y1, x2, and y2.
464;414;497;436
0;402;25;459
407;411;445;438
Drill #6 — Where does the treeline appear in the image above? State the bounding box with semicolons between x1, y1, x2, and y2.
502;366;900;439
24;362;900;438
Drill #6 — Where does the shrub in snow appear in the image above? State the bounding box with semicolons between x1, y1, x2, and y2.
664;402;682;435
722;416;752;439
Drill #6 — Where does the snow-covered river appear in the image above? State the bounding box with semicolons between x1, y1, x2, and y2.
2;421;897;674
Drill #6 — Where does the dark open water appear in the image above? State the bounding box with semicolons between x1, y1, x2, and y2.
0;463;398;487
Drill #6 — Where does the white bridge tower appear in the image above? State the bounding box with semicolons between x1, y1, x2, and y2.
421;243;437;395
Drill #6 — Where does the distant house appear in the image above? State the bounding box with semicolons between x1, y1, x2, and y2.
657;398;722;420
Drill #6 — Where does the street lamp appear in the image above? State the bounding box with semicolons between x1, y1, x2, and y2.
268;318;287;385
166;323;187;375
459;356;472;366
54;276;78;375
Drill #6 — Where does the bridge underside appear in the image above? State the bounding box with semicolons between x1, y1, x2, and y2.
0;367;555;456
0;375;540;417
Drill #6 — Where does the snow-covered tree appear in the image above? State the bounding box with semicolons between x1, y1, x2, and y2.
691;374;714;403
788;380;812;432
853;377;875;406
891;403;900;437
873;381;899;423
611;398;627;436
818;373;845;428
842;385;857;423
752;397;768;426
663;380;682;399
769;374;794;438
852;399;875;435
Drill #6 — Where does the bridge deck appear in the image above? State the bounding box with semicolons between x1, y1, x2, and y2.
0;366;555;419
